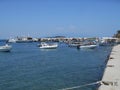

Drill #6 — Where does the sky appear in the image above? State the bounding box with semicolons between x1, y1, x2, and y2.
0;0;120;39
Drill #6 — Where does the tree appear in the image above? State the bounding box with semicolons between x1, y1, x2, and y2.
115;30;120;38
117;30;120;34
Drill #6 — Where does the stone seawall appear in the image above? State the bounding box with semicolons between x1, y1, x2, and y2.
98;45;120;90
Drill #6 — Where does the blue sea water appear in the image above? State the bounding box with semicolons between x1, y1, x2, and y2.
0;41;112;90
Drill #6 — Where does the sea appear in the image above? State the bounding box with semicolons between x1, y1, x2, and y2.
0;40;112;90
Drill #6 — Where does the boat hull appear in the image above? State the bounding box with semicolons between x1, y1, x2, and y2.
0;45;12;52
80;45;97;49
39;45;58;49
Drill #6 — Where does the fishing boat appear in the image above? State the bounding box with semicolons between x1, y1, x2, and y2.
39;42;58;49
0;44;12;52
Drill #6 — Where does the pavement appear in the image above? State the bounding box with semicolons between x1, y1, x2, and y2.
98;44;120;90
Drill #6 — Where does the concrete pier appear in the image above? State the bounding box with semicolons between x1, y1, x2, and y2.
98;44;120;90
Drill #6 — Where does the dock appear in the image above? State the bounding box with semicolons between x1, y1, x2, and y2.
98;44;120;90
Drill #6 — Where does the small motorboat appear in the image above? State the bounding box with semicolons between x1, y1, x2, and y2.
0;44;12;52
39;42;58;49
68;42;81;47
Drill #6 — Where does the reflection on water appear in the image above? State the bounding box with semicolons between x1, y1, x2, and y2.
39;48;57;52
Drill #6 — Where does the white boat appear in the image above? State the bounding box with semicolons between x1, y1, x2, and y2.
0;44;12;52
8;37;33;43
39;42;58;49
8;38;16;43
79;44;97;49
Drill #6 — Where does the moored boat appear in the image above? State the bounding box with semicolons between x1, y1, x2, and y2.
39;42;58;49
8;37;33;43
0;44;12;52
68;42;82;47
8;38;16;43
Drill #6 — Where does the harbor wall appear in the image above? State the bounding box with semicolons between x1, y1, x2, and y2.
98;44;120;90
